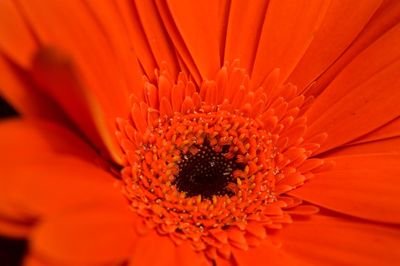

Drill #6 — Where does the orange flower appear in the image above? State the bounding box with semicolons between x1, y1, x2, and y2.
1;0;400;265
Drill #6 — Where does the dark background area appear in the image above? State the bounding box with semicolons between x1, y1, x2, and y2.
0;95;18;119
0;96;27;266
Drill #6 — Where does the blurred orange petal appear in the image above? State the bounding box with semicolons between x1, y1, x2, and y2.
0;118;96;162
0;120;127;228
0;0;37;67
0;54;66;121
30;207;137;265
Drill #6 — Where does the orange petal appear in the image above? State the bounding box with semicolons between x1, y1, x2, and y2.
274;214;400;265
290;154;400;223
18;0;144;163
324;136;400;157
251;0;330;87
305;23;400;154
0;118;96;161
288;0;382;91
0;216;31;238
128;231;177;266
165;0;221;79
176;243;208;266
85;1;145;99
0;0;36;67
0;120;127;223
31;48;123;164
0;155;130;222
223;0;269;72
30;207;137;265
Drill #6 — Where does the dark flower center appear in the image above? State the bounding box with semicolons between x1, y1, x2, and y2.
174;141;244;199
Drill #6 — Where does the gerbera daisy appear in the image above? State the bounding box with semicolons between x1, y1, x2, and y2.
1;0;400;265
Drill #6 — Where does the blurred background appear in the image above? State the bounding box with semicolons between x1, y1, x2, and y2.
0;95;27;266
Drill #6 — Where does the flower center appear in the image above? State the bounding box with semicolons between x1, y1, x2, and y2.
174;140;243;198
116;62;329;259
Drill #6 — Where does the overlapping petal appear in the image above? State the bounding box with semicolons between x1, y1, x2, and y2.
305;22;400;153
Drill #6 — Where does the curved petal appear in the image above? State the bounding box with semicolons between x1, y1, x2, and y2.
274;214;400;265
251;0;330;87
30;207;137;265
290;154;400;223
288;0;382;91
305;23;400;154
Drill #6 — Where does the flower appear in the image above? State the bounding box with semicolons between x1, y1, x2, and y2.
1;0;400;265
